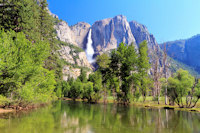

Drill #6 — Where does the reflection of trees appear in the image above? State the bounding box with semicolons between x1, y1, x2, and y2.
0;106;54;133
58;101;200;133
0;100;200;133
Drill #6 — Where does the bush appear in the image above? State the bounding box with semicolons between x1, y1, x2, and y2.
0;95;9;106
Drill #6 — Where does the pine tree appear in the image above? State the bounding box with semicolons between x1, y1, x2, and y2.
38;0;55;41
0;0;41;42
79;68;87;83
138;41;152;102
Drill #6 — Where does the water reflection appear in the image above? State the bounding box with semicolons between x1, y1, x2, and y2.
0;100;200;133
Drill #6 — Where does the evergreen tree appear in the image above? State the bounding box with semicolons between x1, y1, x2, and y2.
68;76;74;86
70;78;83;100
0;0;41;42
138;41;152;102
82;82;93;101
79;68;87;83
118;42;138;103
38;0;55;41
96;53;111;84
63;82;71;97
89;71;102;102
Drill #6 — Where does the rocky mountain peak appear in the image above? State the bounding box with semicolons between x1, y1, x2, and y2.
129;20;157;49
70;22;91;49
129;21;148;33
91;15;136;54
113;15;127;21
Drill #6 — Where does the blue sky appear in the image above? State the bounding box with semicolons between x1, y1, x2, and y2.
47;0;200;43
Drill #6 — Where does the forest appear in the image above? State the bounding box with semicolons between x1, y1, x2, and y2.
0;0;200;109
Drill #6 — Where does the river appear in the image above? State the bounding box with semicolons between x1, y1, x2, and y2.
0;100;200;133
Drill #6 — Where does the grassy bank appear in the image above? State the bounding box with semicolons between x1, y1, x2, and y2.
63;96;200;113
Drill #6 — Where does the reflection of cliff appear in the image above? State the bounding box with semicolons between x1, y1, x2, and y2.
61;111;91;133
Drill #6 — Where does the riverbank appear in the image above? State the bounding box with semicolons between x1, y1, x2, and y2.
0;102;51;114
0;108;14;113
63;96;200;113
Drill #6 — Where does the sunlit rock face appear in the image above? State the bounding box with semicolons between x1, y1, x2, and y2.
54;21;78;46
91;15;136;54
70;22;91;49
58;45;93;81
129;21;158;49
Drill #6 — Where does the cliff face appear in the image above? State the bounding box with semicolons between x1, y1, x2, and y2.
162;34;200;73
53;15;160;72
58;45;93;81
54;15;158;57
70;22;91;49
54;21;78;46
185;35;200;71
129;21;157;49
163;40;186;62
91;15;136;53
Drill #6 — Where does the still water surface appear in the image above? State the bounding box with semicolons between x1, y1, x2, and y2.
0;100;200;133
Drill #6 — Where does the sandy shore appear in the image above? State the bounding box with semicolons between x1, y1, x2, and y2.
0;108;14;113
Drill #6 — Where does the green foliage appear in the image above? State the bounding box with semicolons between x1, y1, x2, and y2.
62;82;71;97
96;53;111;69
0;0;41;42
134;87;141;102
56;87;62;98
91;71;102;93
82;82;93;101
138;41;152;101
68;77;74;86
194;80;200;98
70;78;83;100
167;69;195;107
0;30;56;103
116;42;139;103
79;68;87;83
0;95;9;105
87;71;102;101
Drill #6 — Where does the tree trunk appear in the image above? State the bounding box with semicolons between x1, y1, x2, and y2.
191;98;199;108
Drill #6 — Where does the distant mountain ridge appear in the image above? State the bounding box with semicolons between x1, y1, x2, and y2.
161;34;200;73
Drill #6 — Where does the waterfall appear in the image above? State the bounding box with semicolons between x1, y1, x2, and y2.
86;28;95;63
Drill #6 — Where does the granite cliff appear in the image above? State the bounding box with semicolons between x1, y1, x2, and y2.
58;43;93;81
91;15;158;56
91;15;136;54
129;21;157;49
54;15;158;55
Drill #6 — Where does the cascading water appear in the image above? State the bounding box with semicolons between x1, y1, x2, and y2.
86;28;95;63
